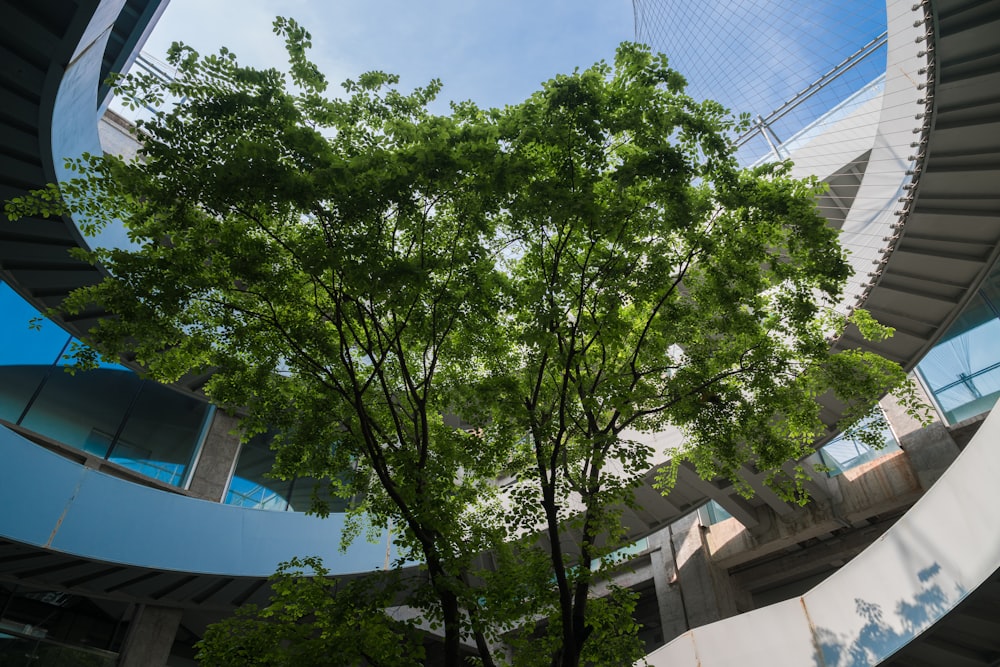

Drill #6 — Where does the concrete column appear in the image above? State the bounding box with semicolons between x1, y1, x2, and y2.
186;410;242;502
897;422;960;490
880;373;937;440
648;528;686;643
880;376;961;491
670;513;742;629
647;514;749;644
117;604;182;667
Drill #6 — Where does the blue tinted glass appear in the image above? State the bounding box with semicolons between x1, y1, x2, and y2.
819;418;898;476
286;475;352;514
224;434;354;513
0;358;64;424
226;474;292;511
703;499;733;525
18;368;143;456
1;282;205;488
0;281;72;366
111;382;211;486
225;433;292;511
0;281;72;423
917;263;1000;424
62;337;132;372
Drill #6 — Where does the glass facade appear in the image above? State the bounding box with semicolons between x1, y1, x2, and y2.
916;262;1000;424
224;432;352;513
0;281;211;488
0;585;120;667
224;432;295;511
0;279;346;510
0;633;117;667
817;415;899;476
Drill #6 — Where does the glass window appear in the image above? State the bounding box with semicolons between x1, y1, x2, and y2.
225;432;294;511
0;584;118;665
917;263;1000;424
0;360;63;426
286;474;353;514
1;282;207;487
699;499;734;525
111;383;211;486
0;282;73;366
818;417;899;476
15;364;207;487
0;281;73;423
591;537;649;570
18;367;144;454
225;433;354;513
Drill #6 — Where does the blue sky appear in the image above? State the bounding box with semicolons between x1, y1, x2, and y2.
140;0;635;112
138;0;885;121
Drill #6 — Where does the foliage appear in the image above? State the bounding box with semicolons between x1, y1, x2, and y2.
197;558;424;667
6;18;923;667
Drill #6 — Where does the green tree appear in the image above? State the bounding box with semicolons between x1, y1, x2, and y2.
6;19;922;667
483;52;922;665
196;558;427;667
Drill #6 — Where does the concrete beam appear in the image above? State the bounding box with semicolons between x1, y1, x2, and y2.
706;449;923;570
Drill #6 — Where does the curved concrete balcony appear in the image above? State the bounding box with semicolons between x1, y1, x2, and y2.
643;365;1000;666
0;422;389;609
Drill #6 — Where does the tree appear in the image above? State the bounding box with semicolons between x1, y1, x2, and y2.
7;19;922;667
482;52;927;664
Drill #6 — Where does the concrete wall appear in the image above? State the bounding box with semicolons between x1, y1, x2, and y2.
186;411;241;502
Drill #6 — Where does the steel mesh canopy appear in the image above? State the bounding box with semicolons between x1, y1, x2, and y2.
632;0;887;164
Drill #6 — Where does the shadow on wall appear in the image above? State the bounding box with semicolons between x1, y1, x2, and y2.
813;563;962;667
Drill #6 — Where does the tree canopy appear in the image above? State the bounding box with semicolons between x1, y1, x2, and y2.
6;18;923;667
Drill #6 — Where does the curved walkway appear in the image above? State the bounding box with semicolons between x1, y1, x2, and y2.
643;393;1000;666
0;423;389;608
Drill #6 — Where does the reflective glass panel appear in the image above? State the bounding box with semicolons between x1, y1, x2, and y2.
0;281;72;423
111;382;211;486
590;537;649;570
0;363;60;426
917;263;1000;424
818;417;898;476
0;634;116;667
18;368;143;456
60;337;132;372
225;433;293;511
224;435;354;513
699;499;734;525
0;584;119;664
286;475;353;514
0;281;72;366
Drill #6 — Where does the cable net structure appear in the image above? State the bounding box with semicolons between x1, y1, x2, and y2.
632;0;887;166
